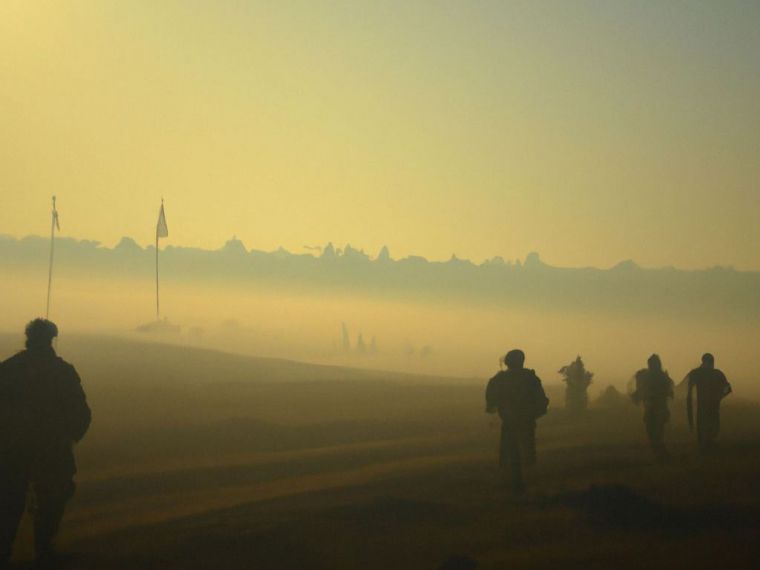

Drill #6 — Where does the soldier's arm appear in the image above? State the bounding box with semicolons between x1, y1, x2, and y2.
720;371;732;398
485;376;498;413
630;371;642;404
534;373;548;399
532;372;550;418
63;365;92;442
0;363;10;433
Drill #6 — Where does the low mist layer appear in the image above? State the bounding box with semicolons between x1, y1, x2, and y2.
2;269;758;394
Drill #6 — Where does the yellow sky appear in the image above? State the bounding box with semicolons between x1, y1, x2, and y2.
1;1;759;268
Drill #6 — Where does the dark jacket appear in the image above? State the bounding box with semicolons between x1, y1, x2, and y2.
686;366;731;428
686;367;731;408
486;368;549;424
0;348;91;463
632;369;673;406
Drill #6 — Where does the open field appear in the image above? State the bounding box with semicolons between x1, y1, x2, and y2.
2;335;759;568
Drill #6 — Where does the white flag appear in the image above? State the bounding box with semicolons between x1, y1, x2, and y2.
53;205;60;231
156;202;168;238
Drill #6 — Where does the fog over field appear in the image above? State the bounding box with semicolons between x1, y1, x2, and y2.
2;234;759;393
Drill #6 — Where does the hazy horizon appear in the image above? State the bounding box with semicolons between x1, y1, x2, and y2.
3;231;758;271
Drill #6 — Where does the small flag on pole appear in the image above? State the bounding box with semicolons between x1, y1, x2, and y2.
156;200;168;238
155;199;168;320
53;199;60;231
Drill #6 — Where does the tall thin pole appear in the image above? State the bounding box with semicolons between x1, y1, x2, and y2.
46;196;56;319
154;198;168;321
155;232;160;320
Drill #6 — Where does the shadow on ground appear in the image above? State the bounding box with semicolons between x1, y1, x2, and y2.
552;483;760;534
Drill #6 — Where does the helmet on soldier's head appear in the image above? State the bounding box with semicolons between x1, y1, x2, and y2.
647;353;662;371
504;349;525;369
25;318;58;349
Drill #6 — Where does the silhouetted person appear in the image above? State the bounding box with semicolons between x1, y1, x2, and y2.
631;354;673;459
485;350;549;494
558;356;593;413
686;353;732;454
0;319;91;568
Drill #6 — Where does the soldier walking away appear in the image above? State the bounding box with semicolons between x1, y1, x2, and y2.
686;353;732;454
630;354;674;460
0;319;91;568
558;356;593;414
485;350;549;495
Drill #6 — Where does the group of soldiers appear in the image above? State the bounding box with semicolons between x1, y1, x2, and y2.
0;319;738;566
632;352;732;458
486;350;733;494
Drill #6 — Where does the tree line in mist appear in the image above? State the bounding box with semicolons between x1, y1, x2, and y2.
2;234;758;324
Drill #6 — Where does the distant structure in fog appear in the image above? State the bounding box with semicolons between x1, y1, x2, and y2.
376;245;391;262
322;242;336;258
221;236;247;254
341;322;351;353
338;324;379;356
596;385;627;408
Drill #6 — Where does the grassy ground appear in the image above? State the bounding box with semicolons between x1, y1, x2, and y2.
3;335;760;568
45;433;760;569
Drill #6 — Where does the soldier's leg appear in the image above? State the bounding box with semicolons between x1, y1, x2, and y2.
697;409;720;453
656;406;672;459
653;420;667;456
644;414;665;456
644;413;656;449
696;413;707;450
521;423;537;467
499;421;509;468
31;475;75;560
713;409;722;441
500;423;524;493
0;469;27;564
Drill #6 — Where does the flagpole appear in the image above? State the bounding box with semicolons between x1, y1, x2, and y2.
155;213;160;321
154;198;168;322
46;196;56;319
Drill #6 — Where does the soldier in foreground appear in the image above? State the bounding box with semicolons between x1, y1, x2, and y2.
631;354;674;459
485;349;549;495
685;353;732;454
0;319;91;568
